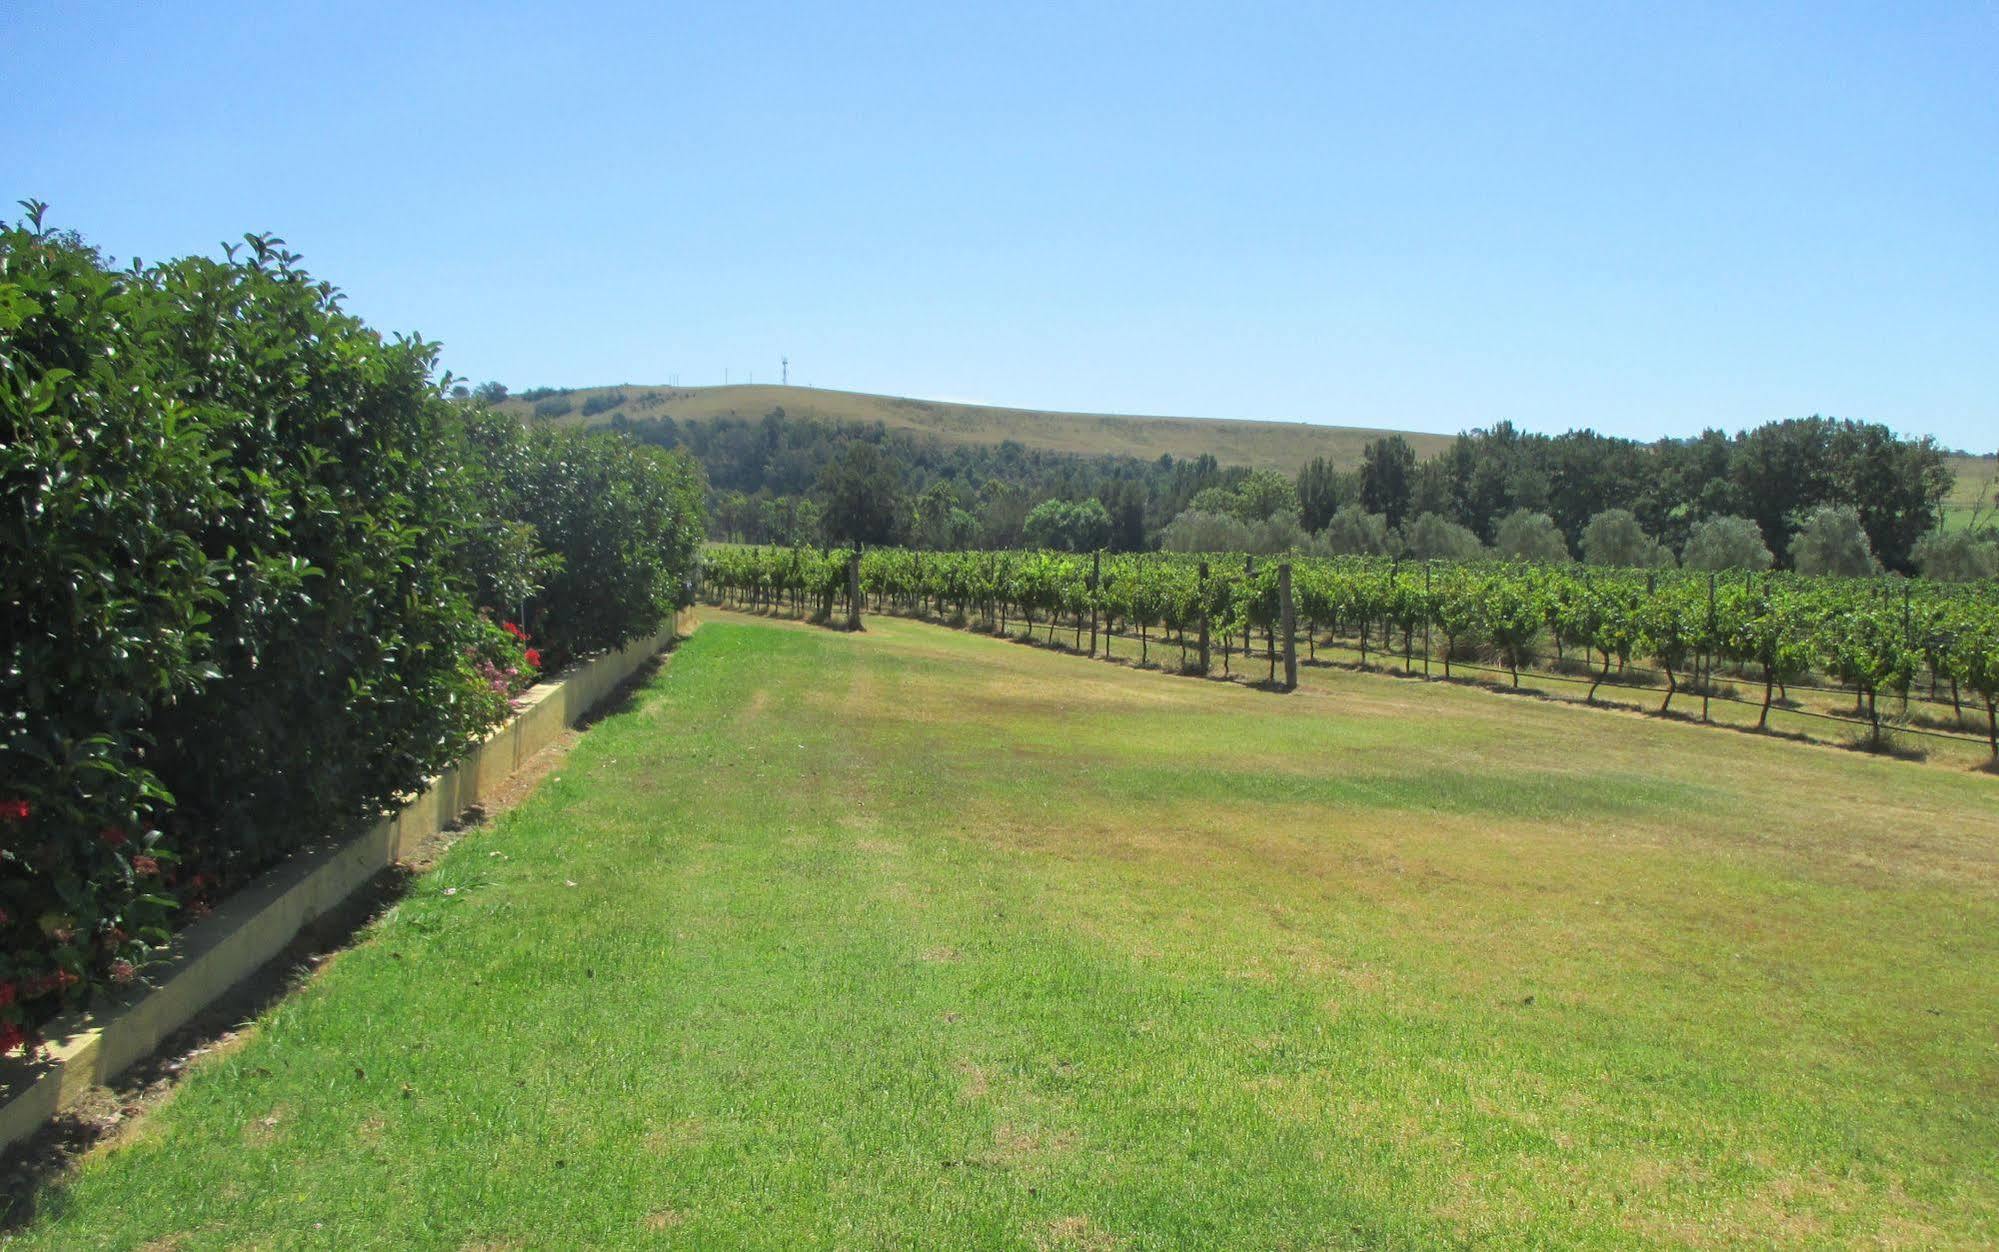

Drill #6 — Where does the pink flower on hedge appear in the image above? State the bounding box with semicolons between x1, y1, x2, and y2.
0;906;9;925
109;961;136;984
0;799;28;823
99;826;128;847
132;854;160;876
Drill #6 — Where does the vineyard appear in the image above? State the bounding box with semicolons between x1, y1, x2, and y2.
704;545;1999;762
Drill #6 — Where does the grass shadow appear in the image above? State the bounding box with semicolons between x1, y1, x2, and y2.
1;633;687;1232
0;856;419;1231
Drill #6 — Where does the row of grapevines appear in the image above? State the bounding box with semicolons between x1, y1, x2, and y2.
702;546;1999;759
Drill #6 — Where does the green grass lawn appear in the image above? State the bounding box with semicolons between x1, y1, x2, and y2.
14;614;1999;1248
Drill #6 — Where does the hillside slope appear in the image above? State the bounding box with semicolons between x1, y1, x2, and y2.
500;383;1455;472
502;384;1990;518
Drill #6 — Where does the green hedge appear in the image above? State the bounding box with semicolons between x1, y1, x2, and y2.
0;211;703;1053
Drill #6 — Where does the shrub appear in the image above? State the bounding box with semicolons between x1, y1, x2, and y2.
1399;513;1486;561
1790;505;1879;577
1022;497;1113;553
1682;515;1774;572
1246;509;1310;555
464;410;705;667
1580;509;1674;568
532;395;574;420
1493;510;1571;564
579;389;628;418
0;213;702;1051
1912;529;1999;583
1318;505;1395;556
1157;509;1254;554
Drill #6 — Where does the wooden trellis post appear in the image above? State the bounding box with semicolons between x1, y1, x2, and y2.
846;550;863;632
1279;562;1298;691
1089;550;1101;656
1197;561;1211;674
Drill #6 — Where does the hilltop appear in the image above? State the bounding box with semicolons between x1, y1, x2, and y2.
498;383;1456;473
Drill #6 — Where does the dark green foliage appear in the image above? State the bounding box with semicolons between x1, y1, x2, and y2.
1360;436;1417;527
818;442;907;545
0;212;702;1045
1296;456;1356;533
1417;418;1947;570
465;410;704;668
616;402;1953;568
616;410;1234;548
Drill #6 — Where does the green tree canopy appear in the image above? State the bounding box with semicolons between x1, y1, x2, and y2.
1788;505;1880;577
1493;509;1571;563
1680;515;1774;572
1580;508;1674;568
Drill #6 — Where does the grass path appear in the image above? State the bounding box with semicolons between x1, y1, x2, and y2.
13;614;1999;1248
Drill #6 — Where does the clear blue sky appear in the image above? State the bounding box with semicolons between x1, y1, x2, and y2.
7;2;1995;448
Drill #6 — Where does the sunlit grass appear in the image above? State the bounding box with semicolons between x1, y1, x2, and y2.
17;614;1999;1247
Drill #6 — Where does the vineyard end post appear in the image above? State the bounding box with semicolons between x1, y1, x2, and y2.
1198;561;1212;675
1090;550;1101;656
1423;563;1432;679
1279;562;1298;691
846;550;863;632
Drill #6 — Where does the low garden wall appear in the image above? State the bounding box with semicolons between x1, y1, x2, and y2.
0;616;676;1152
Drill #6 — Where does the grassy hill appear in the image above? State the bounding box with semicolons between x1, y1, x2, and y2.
504;384;1993;524
500;383;1456;473
1944;453;1996;530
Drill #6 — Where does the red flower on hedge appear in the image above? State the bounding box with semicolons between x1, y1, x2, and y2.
132;854;160;877
0;982;15;1009
524;648;542;670
0;1023;24;1055
99;826;128;847
502;620;527;641
0;799;28;823
36;969;79;996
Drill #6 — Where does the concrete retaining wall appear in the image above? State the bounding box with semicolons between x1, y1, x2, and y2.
0;616;677;1152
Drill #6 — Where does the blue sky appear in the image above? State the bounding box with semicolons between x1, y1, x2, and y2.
7;2;1995;448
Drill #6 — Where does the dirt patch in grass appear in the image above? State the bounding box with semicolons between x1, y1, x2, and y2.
952;1059;990;1101
1038;1214;1119;1250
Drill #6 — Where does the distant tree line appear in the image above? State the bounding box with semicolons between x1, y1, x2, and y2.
591;403;1979;576
609;407;1236;552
